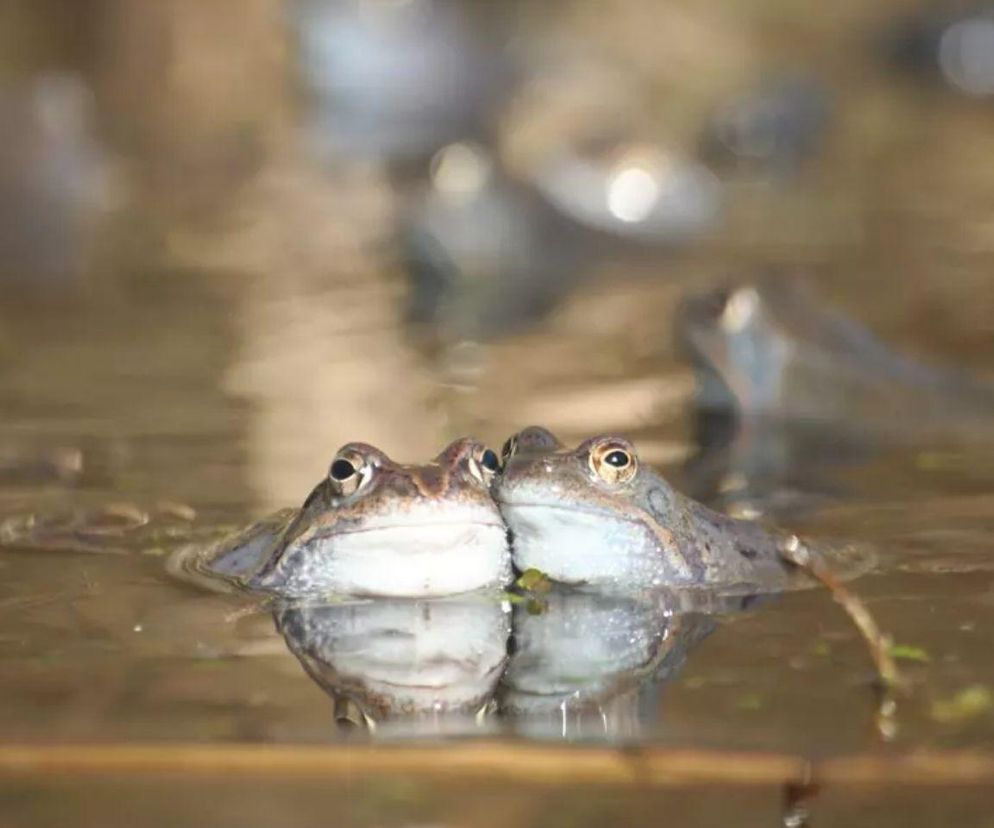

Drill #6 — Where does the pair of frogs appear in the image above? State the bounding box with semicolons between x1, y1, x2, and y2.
199;427;805;599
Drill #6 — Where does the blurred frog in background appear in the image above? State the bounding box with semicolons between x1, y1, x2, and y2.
0;73;111;288
882;5;994;99
675;275;994;511
291;0;508;165
678;275;994;436
699;74;831;180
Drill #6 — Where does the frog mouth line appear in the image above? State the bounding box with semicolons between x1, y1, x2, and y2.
309;518;507;539
495;499;645;527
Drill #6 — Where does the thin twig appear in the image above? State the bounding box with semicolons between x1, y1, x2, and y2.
778;535;902;690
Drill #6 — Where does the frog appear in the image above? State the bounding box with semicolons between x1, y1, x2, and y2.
495;426;859;592
675;275;994;435
182;438;511;598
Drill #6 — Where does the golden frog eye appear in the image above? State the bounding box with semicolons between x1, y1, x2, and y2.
468;445;501;485
589;440;638;485
327;450;369;497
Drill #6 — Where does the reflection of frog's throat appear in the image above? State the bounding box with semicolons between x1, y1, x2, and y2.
500;587;717;739
274;599;511;728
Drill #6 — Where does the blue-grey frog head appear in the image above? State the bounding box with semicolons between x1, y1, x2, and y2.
496;426;798;592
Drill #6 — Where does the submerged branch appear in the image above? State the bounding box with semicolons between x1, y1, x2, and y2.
778;535;904;739
0;743;991;787
779;536;902;690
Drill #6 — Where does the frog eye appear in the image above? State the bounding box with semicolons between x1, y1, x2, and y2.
589;440;638;485
330;459;356;481
468;445;501;485
327;450;368;497
501;435;518;464
480;448;500;472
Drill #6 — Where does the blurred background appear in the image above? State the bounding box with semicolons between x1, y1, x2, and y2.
1;0;991;510
3;4;994;815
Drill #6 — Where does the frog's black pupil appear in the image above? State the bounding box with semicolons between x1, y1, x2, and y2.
481;448;499;472
330;459;356;481
604;450;630;468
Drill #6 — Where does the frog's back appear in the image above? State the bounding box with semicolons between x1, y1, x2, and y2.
170;508;296;593
674;498;876;594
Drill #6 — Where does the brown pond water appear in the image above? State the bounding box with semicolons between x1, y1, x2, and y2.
1;1;994;825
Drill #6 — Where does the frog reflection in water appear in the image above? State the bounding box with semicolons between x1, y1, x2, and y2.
193;438;511;598
275;584;720;739
501;585;717;740
496;427;854;591
277;595;511;730
677;276;994;435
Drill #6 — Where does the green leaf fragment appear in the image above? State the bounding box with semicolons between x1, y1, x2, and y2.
812;640;831;657
931;685;993;724
889;644;930;663
735;693;763;711
915;451;965;471
515;568;551;592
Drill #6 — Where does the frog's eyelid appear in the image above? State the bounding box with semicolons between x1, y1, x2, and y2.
466;448;499;485
467;458;482;484
592;439;636;459
500;436;518;462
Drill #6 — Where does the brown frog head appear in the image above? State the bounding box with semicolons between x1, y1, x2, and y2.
244;437;510;598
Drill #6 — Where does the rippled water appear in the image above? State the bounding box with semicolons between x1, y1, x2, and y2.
0;261;992;821
2;1;994;825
